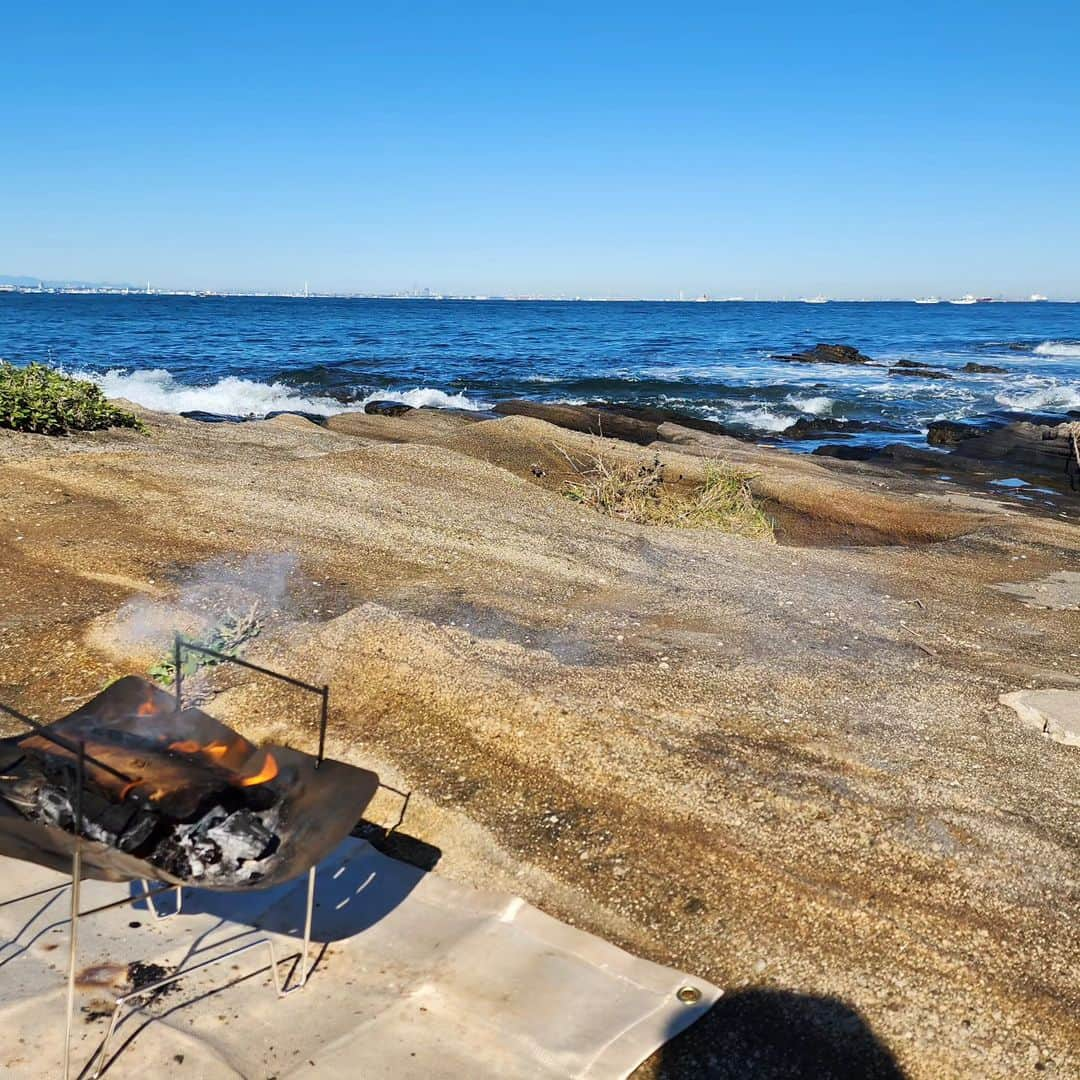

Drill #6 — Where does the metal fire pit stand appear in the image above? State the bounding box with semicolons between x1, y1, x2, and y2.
1;639;334;1079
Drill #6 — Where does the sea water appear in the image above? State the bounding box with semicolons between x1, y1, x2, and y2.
1;294;1078;449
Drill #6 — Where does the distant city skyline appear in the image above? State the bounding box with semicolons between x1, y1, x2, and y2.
0;273;1072;303
3;5;1078;299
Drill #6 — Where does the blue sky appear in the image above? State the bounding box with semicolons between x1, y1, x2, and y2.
3;3;1078;297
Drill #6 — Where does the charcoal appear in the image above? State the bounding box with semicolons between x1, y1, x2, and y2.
117;812;159;853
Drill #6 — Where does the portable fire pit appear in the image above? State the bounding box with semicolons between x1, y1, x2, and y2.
0;674;378;890
0;640;382;1078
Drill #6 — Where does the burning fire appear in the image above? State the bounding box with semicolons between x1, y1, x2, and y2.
238;751;279;786
168;739;230;761
166;738;279;787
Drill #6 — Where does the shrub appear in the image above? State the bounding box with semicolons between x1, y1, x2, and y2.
0;361;142;435
562;452;775;540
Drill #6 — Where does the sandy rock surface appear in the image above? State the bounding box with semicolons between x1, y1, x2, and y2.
1;408;1078;1079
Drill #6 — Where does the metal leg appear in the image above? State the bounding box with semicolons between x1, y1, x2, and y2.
63;741;86;1080
142;882;183;920
89;936;293;1079
283;865;316;993
87;867;318;1076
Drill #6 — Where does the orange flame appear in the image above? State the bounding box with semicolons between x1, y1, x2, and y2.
238;751;278;787
168;739;202;755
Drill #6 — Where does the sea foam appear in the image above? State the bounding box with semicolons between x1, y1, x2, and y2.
77;368;487;417
994;383;1080;412
1033;341;1080;358
784;394;834;415
726;406;793;433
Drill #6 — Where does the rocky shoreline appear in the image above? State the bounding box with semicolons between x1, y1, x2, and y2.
1;397;1078;1077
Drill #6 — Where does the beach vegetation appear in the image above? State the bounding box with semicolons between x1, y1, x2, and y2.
148;605;263;687
0;362;143;435
561;452;775;540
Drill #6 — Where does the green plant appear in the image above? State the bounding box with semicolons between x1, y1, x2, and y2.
562;451;775;540
148;606;263;686
0;361;143;435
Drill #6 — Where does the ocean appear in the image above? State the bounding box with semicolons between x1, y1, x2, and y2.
1;294;1078;449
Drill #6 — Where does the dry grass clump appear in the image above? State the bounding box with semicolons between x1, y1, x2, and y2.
561;452;774;540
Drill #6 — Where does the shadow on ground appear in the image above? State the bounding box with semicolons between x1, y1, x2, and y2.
657;988;905;1079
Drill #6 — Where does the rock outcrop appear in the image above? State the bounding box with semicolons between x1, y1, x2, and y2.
781;417;911;440
364;399;414;416
961;362;1008;374
492;400;738;446
772;343;875;365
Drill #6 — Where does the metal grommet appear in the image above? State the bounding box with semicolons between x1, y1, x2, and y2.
676;985;702;1004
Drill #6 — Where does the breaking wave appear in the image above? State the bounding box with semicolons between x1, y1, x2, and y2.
994;383;1080;412
725;406;793;433
76;368;488;417
784;394;834;415
1033;341;1080;358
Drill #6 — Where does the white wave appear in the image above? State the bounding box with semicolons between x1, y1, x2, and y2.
364;386;488;411
1033;341;1080;357
74;368;487;417
784;394;834;415
994;383;1080;412
726;406;793;433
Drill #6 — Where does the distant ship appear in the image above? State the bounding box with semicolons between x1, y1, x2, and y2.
914;297;940;304
1030;293;1049;302
803;296;829;304
949;295;978;305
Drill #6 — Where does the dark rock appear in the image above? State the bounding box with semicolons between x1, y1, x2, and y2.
876;443;954;467
180;410;249;424
364;399;413;417
926;419;997;447
493;400;744;445
954;421;1079;486
811;444;881;461
888;367;952;380
782;417;911;440
893;358;936;369
961;362;1008;374
582;402;736;438
772;343;874;365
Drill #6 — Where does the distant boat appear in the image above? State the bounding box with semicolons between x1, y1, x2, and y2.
949;295;978;305
1030;293;1048;302
914;297;940;304
803;296;829;304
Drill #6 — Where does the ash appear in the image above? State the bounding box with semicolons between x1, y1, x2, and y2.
0;771;283;887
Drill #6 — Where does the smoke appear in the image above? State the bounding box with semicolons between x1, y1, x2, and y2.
112;553;299;655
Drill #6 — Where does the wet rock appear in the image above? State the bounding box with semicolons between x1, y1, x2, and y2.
953;421;1079;488
364;399;414;417
893;358;937;370
782;417;910;440
888;367;952;380
961;362;1008;374
927;420;996;447
772;343;874;365
811;444;881;461
999;690;1080;747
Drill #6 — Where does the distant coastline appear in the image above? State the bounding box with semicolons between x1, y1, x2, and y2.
1;279;1074;303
